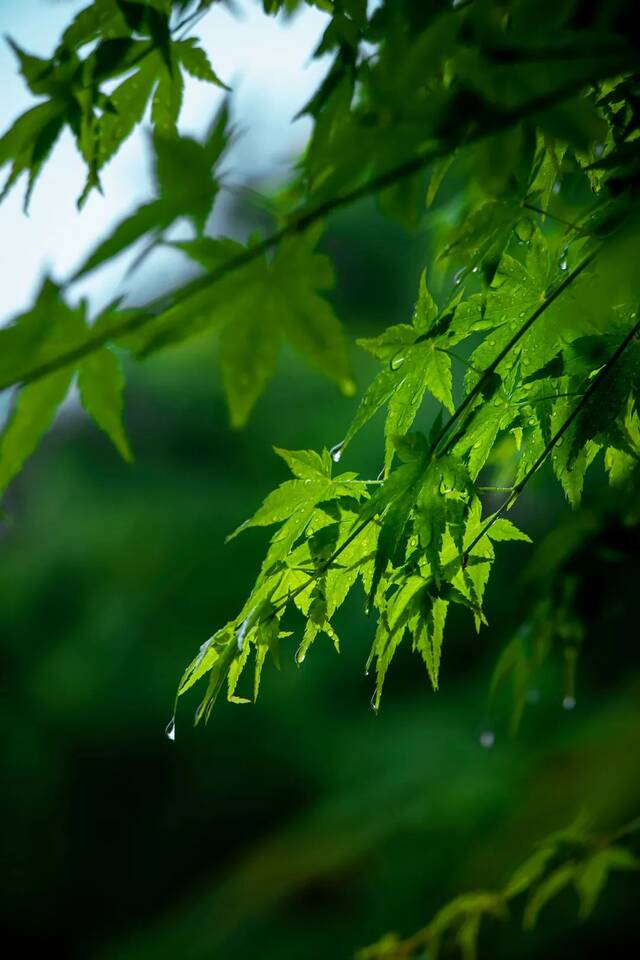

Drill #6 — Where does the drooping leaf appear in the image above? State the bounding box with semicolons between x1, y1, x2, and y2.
78;347;133;461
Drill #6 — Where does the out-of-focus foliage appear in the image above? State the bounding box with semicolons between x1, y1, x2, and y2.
2;1;640;957
360;816;639;959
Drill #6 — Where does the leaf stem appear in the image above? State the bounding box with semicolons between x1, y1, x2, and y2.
521;201;593;235
433;246;599;456
463;314;640;556
514;391;584;405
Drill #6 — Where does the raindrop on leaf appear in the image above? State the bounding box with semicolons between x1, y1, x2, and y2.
515;218;534;243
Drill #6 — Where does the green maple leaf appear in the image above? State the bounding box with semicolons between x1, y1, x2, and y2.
0;284;133;499
72;106;230;280
130;224;353;427
0;3;228;208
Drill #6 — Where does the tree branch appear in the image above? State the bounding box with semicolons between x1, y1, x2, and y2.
0;72;622;395
463;312;640;557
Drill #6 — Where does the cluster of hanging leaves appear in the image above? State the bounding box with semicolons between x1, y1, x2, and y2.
358;815;640;960
0;0;227;208
1;4;640;738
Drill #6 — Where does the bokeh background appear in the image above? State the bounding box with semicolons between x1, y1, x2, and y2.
1;2;639;958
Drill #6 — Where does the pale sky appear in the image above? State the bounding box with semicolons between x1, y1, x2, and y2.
0;0;329;317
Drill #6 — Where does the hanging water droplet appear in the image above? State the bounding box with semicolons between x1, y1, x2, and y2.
296;647;306;664
479;730;495;749
330;442;344;463
594;143;604;158
515;218;534;243
453;268;465;286
341;378;357;397
370;691;379;712
165;719;176;741
552;179;561;195
562;695;576;711
390;353;405;371
364;604;371;617
559;257;568;271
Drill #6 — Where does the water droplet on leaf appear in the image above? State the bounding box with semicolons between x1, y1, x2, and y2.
340;378;357;397
479;730;495;749
165;719;176;741
390;353;405;371
515;218;534;243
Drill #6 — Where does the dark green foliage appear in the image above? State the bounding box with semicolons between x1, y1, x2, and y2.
360;817;640;959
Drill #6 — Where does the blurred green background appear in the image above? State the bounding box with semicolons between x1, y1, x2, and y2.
2;194;639;958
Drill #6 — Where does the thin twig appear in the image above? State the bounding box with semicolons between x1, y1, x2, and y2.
433;247;599;456
522;200;592;235
463;313;640;557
